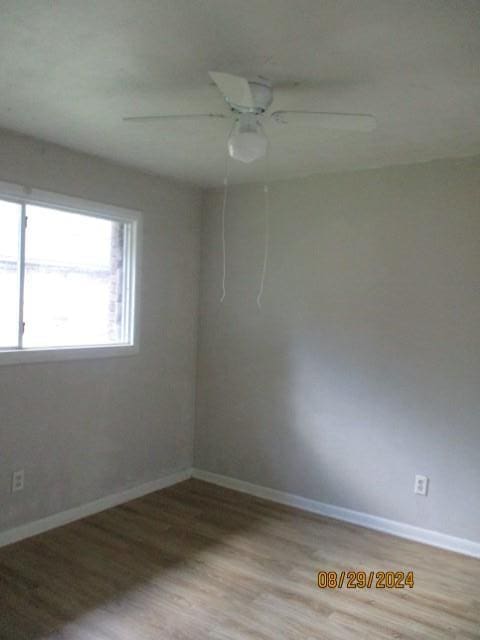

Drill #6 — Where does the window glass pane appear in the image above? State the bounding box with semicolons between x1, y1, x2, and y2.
23;205;128;348
0;200;21;348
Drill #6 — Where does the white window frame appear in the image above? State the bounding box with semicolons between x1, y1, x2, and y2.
0;180;141;366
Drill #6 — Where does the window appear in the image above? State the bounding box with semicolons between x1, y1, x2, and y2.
0;183;140;364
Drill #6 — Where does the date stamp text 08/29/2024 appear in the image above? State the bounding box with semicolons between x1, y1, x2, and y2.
317;571;415;589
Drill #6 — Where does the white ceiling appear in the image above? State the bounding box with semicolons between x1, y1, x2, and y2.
1;0;479;187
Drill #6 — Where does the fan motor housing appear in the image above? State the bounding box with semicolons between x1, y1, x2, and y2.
229;77;273;115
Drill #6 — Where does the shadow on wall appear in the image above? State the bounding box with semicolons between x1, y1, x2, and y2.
196;170;480;540
218;292;479;533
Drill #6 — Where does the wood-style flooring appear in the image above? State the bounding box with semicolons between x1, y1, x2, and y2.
0;479;479;639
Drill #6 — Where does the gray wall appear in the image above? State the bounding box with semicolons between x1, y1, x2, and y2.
2;128;479;545
0;129;201;532
196;156;480;542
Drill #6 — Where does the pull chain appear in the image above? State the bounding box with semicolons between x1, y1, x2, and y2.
256;183;270;309
220;174;228;303
257;141;270;309
220;124;270;308
220;122;235;303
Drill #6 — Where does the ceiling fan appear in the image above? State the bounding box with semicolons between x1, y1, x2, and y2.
123;72;376;164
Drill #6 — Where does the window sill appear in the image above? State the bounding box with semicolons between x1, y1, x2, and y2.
0;344;139;366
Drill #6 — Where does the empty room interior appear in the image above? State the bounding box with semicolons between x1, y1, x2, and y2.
1;1;480;638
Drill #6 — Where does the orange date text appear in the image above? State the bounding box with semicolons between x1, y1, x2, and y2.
317;570;414;589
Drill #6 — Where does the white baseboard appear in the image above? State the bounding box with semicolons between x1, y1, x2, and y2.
0;467;192;549
3;466;478;560
192;468;480;559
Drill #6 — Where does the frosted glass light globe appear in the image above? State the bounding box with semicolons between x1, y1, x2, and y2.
228;114;268;163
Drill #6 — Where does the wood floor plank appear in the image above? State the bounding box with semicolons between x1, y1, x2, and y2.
0;479;479;639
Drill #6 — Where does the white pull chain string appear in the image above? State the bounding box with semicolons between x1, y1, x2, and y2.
256;184;270;309
220;174;228;303
220;121;235;303
257;142;270;309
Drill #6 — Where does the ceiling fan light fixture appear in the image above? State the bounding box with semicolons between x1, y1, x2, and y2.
228;114;268;163
124;71;377;169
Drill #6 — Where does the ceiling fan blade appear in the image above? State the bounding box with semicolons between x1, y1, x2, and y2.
271;111;376;132
123;113;227;122
209;71;254;109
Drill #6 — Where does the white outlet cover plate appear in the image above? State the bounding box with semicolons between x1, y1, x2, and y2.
414;474;428;496
12;470;24;493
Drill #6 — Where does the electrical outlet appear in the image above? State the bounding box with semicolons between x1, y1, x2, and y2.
414;474;428;496
11;469;24;493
